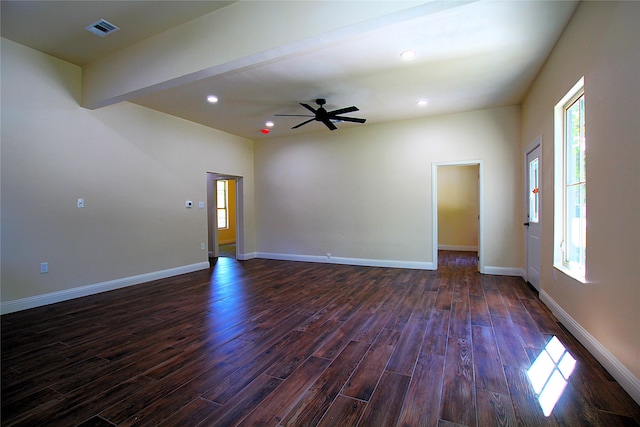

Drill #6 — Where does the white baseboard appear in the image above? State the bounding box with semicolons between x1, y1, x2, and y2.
1;262;211;315
253;253;525;276
255;252;435;270
438;245;478;251
483;266;526;278
540;290;640;405
236;252;257;261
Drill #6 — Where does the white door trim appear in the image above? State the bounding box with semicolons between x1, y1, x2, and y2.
432;160;485;273
524;137;542;289
207;173;244;259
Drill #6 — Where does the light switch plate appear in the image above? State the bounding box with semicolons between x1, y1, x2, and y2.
77;198;85;208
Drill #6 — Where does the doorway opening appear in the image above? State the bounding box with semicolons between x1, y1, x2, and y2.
432;161;484;272
207;173;244;260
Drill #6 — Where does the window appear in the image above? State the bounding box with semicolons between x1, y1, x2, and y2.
217;180;228;229
554;77;586;281
529;156;540;223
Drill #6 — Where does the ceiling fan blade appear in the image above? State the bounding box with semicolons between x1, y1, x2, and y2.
321;118;337;131
274;114;314;117
291;118;315;129
333;116;366;124
328;106;358;116
299;103;317;114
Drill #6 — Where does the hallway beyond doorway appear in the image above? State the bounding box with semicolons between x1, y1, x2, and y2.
218;243;236;258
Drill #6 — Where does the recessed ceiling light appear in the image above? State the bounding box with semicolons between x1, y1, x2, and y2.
400;50;416;60
265;121;274;127
416;98;429;106
207;95;218;103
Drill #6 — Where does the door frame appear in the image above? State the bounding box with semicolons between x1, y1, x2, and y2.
207;173;244;259
524;136;542;289
432;160;484;273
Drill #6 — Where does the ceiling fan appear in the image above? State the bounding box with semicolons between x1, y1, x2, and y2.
275;98;366;131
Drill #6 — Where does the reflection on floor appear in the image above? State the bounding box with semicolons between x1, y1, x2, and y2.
527;335;577;416
218;243;236;258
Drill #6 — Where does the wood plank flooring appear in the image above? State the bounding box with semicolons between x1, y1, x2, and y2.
2;251;639;426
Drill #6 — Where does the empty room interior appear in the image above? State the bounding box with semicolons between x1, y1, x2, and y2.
1;1;639;426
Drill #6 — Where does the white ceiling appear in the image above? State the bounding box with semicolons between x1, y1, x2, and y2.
1;0;579;140
0;1;235;65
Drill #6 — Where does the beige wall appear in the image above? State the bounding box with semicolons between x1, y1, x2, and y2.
437;165;479;250
521;2;640;387
255;106;522;271
1;39;255;303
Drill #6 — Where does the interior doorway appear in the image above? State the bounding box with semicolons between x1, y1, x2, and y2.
432;160;484;272
207;173;243;259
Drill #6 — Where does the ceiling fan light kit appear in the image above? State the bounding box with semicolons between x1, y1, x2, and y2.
275;98;366;131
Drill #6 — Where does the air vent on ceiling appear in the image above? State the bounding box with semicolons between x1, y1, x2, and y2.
85;19;120;37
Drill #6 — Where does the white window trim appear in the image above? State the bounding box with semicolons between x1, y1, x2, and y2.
553;77;586;283
217;180;229;230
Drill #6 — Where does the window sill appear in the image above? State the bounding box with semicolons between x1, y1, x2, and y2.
553;264;586;284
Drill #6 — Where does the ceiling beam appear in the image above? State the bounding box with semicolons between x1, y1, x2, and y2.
81;1;470;109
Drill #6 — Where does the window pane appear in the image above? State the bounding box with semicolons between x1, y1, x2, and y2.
565;96;585;186
565;183;586;267
529;157;539;223
564;93;586;271
217;208;227;229
217;180;227;209
216;180;228;229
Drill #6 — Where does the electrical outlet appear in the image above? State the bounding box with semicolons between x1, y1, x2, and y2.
327;253;331;259
40;262;48;274
201;243;206;250
77;198;85;208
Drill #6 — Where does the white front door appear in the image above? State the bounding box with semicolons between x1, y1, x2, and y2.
525;144;542;290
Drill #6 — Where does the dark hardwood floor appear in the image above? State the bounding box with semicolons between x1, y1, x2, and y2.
2;251;639;426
